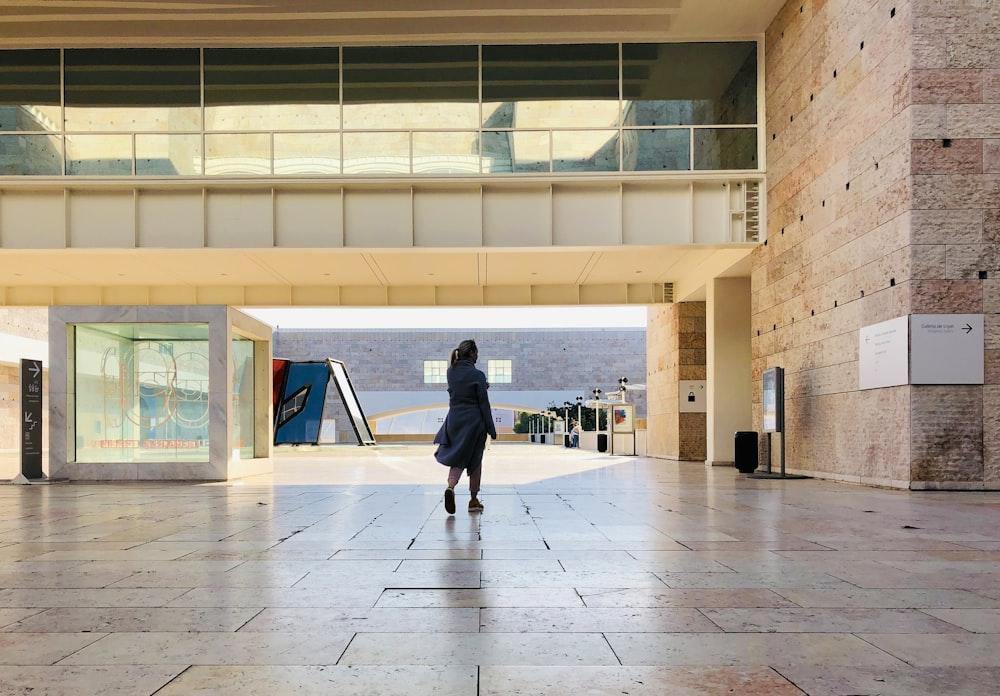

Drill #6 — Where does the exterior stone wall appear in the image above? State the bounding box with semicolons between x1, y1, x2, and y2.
274;327;646;443
0;308;48;452
759;0;914;485
645;302;706;461
761;0;1000;488
910;0;1000;487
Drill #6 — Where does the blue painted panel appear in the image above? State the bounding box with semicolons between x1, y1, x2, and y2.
274;361;329;445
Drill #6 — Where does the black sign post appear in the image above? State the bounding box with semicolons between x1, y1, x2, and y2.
20;358;43;480
751;366;808;480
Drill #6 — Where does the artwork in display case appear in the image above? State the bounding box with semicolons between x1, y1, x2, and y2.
612;403;634;433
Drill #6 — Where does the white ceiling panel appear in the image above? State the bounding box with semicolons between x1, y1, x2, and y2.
368;252;482;287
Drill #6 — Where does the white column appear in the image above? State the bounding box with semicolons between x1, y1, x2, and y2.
706;277;752;466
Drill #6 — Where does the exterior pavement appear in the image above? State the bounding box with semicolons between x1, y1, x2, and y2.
1;443;999;695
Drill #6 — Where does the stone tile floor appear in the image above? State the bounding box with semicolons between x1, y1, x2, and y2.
1;443;1000;695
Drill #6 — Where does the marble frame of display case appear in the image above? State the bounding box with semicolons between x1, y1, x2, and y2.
48;305;273;481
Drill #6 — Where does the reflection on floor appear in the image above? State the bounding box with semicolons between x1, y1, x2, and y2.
2;443;1000;695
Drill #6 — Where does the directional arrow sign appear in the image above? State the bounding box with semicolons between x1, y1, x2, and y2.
911;314;984;384
20;358;43;477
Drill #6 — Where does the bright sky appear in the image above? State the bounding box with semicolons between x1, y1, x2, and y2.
244;305;648;330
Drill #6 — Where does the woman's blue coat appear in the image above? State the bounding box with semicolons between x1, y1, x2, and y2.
433;359;497;471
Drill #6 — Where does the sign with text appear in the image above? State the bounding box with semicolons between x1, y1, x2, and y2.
859;316;909;390
20;359;43;479
762;367;784;433
911;314;983;385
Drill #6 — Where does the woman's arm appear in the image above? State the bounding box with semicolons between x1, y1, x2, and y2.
475;371;497;439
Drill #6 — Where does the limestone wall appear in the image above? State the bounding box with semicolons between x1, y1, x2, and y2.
760;0;1000;488
645;302;706;461
909;0;1000;487
758;0;914;485
0;308;48;455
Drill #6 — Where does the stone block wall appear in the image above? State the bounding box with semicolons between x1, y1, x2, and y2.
761;0;1000;488
910;0;1000;488
646;302;706;461
0;308;48;452
759;0;914;484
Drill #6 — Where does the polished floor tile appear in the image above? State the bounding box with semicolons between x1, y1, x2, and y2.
341;631;619;666
479;666;804;695
156;665;477;696
773;665;1000;696
1;443;999;694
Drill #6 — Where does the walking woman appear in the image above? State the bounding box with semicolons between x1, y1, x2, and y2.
433;339;497;514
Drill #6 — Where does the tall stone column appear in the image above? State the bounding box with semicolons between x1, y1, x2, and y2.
646;302;706;460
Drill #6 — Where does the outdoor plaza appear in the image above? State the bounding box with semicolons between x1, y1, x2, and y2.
1;443;999;695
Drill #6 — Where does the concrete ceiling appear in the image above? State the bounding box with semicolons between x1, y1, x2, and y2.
0;1;787;48
0;1;780;307
0;245;753;306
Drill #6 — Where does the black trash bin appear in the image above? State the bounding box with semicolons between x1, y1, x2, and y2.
597;433;608;452
734;431;758;473
564;434;571;448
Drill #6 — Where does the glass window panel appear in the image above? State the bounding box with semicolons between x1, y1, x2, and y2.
483;44;619;129
205;48;340;132
694;127;758;170
343;46;478;130
0;49;61;132
232;337;255;461
622;128;690;172
623;42;757;126
482;130;550;173
0;134;62;175
136;134;202;176
66;134;132;175
488;359;512;384
65;49;200;132
205;133;271;175
342;131;410;174
412;131;480;174
553;129;619;172
424;360;448;384
74;323;210;464
274;132;341;175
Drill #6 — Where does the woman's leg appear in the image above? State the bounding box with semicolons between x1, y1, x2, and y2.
468;465;481;498
444;467;463;514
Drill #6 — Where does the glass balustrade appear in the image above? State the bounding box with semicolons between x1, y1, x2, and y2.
0;43;760;177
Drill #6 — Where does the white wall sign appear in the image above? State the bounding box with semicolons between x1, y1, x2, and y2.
911;314;984;384
859;316;909;390
679;380;706;413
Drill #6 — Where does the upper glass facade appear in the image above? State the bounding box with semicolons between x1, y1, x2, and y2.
0;43;758;177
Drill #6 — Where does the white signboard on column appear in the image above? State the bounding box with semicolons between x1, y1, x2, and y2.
679;380;706;413
911;314;983;384
859;316;909;390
